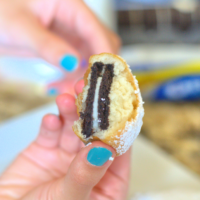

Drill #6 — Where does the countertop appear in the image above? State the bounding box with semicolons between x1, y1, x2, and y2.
0;83;54;122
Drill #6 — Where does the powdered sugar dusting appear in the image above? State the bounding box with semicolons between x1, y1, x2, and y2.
135;90;139;94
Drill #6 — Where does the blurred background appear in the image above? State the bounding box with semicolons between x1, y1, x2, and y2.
1;0;200;199
116;0;200;176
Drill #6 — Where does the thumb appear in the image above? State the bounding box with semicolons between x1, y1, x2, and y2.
60;141;115;200
21;141;115;200
16;13;80;72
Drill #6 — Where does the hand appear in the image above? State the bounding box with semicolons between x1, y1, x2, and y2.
0;0;120;94
0;81;131;200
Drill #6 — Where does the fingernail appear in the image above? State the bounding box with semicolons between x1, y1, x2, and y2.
81;59;87;68
47;88;58;96
87;147;112;166
60;55;78;72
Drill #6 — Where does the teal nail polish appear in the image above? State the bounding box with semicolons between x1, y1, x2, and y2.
47;88;58;96
60;55;78;72
87;147;112;166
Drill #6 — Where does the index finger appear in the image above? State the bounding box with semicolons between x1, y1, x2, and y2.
57;0;115;54
75;79;84;96
77;4;114;54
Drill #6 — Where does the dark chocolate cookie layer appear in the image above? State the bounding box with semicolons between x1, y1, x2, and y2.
98;64;114;130
81;62;103;138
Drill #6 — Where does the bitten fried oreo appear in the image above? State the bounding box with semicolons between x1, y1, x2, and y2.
73;53;144;156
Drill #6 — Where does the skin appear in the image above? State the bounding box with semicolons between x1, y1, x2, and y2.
0;0;128;198
0;0;121;94
0;80;131;200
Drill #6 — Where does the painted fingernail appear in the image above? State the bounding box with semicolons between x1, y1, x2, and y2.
81;59;87;68
47;88;58;96
60;55;78;72
87;147;112;166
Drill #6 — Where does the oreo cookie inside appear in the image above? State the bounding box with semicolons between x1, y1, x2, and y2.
81;62;114;138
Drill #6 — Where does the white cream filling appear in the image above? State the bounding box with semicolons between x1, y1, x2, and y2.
92;77;102;131
92;66;105;132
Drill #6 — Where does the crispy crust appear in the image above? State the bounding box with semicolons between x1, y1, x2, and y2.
73;53;144;156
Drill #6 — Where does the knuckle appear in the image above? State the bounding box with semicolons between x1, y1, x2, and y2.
72;169;88;186
71;168;95;187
